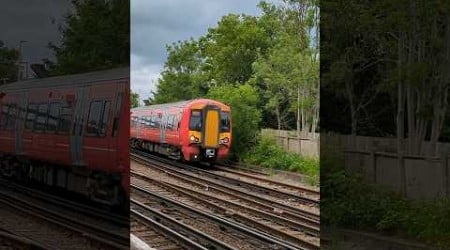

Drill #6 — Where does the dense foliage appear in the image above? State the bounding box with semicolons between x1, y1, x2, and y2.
0;44;19;83
322;167;450;248
243;135;319;183
207;84;261;160
130;92;139;108
50;0;130;75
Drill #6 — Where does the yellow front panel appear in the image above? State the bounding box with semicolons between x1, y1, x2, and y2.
204;110;219;148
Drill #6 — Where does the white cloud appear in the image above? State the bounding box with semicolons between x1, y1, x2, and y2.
131;54;162;104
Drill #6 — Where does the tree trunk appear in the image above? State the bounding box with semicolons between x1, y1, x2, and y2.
397;36;405;154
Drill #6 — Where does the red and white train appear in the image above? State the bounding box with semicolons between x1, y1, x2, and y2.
130;99;232;164
0;68;130;207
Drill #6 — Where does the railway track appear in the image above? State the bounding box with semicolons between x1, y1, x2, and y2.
146;151;319;207
0;229;50;250
132;171;319;249
131;211;207;250
131;151;319;222
214;164;319;198
220;161;317;186
131;151;320;249
0;178;129;249
132;183;311;250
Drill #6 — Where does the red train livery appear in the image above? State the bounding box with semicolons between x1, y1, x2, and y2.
0;68;129;206
130;99;232;164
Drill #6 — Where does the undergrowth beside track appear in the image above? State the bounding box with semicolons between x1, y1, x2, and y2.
322;154;450;249
242;134;319;184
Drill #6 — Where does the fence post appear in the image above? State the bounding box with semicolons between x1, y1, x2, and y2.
298;138;302;155
286;136;290;151
399;153;406;196
371;151;376;183
443;154;449;198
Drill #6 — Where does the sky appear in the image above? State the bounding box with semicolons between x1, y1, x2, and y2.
0;0;72;78
131;0;272;103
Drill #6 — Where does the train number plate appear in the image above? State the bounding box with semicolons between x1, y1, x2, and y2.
206;149;215;157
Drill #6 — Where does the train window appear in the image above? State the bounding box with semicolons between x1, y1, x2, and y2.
34;103;48;132
99;101;110;136
153;114;161;128
189;110;202;131
0;104;9;128
150;114;159;128
5;104;17;130
25;104;37;130
58;105;73;134
170;115;176;130
47;102;60;133
86;101;102;136
220;111;230;132
144;116;151;128
149;115;155;128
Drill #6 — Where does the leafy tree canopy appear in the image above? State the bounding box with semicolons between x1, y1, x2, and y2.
0;44;19;83
50;0;129;75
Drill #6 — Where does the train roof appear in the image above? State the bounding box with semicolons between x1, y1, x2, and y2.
132;98;230;112
0;67;129;91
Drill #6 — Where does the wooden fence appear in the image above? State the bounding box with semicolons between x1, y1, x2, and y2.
344;150;450;200
319;133;450;200
261;129;319;158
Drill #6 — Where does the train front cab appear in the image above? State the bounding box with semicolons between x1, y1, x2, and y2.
183;103;231;163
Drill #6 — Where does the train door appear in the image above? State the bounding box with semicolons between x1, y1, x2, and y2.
202;106;220;149
110;81;127;171
159;111;166;144
15;91;27;154
82;82;115;172
71;86;89;166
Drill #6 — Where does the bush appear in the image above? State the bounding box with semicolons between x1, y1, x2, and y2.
243;134;319;181
322;167;450;248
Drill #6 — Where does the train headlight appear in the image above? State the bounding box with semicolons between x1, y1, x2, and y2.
219;137;229;144
190;135;200;143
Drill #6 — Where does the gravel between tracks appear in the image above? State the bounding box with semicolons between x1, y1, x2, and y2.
0;204;108;250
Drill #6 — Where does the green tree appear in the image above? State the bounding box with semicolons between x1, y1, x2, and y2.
253;0;319;135
149;39;208;104
0;45;19;83
201;13;271;85
130;91;139;108
50;0;129;75
207;84;261;159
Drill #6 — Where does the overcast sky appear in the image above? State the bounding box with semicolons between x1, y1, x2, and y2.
131;0;271;103
0;0;72;78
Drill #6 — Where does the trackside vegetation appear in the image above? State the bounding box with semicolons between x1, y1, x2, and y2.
322;158;450;248
243;135;319;182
